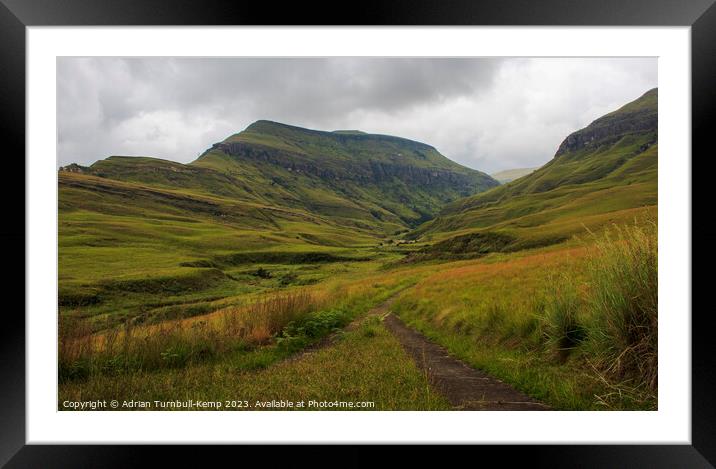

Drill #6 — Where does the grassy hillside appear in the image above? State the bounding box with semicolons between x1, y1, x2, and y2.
58;121;496;328
491;167;537;183
412;88;657;248
393;219;658;410
58;91;658;411
376;88;659;409
194;120;498;227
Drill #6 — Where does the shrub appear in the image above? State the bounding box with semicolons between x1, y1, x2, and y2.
541;274;586;361
252;267;272;279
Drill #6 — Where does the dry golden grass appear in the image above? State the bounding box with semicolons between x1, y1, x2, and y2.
59;316;452;410
59;289;324;380
59;269;422;383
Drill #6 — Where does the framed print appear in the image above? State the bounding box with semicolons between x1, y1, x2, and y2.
1;0;712;465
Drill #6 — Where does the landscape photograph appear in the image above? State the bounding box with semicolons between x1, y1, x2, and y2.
57;57;657;411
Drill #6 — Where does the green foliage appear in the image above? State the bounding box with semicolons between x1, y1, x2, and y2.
252;267;272;279
405;230;567;263
278;308;350;347
207;251;369;266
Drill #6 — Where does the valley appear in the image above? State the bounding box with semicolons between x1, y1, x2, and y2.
58;89;658;411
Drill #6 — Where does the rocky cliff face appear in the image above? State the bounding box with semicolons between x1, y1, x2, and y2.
555;110;657;157
555;89;657;157
213;141;483;194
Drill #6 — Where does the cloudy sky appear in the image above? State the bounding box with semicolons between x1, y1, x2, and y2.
57;57;656;174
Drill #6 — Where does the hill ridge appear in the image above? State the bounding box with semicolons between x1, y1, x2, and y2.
411;88;657;246
60;120;499;244
237;119;438;151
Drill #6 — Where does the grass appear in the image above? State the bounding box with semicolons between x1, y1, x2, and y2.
59;292;450;411
57;122;492;327
59;272;418;382
580;222;658;396
58;94;658;411
58;170;393;329
392;218;658;410
58;209;658;410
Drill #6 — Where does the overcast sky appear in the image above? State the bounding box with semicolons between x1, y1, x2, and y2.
57;57;656;174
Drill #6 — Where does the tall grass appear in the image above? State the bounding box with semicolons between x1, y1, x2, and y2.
59;289;322;382
541;273;586;362
219;290;320;344
582;221;658;394
542;220;657;401
392;218;657;409
59;276;415;383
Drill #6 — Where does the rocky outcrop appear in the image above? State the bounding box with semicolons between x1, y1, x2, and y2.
213;141;485;193
59;163;90;174
555;109;657;157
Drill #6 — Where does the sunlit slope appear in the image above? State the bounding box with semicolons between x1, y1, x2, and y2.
413;88;657;247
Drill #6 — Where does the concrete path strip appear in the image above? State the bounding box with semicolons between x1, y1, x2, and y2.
383;313;550;411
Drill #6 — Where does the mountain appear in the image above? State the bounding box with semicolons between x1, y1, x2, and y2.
192;120;498;228
63;120;497;233
58;121;497;310
491;167;537;184
412;88;657;250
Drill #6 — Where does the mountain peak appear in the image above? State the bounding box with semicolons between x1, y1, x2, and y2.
332;130;367;135
226;120;435;150
195;119;499;218
245;119;298;133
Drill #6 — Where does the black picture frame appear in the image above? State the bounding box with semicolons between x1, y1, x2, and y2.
1;0;710;466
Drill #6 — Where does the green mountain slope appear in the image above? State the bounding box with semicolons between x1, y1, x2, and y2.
65;120;497;233
413;88;658;249
193;120;497;227
58;121;497;321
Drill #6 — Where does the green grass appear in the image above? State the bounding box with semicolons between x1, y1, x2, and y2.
392;219;657;410
58;169;390;328
59;273;418;381
579;222;658;394
58;93;658;412
59;295;450;411
58;119;498;328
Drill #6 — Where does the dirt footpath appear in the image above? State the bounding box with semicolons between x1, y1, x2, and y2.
383;313;549;411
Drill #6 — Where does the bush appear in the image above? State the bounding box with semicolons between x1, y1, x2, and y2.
252;267;272;279
541;274;586;361
280;308;349;342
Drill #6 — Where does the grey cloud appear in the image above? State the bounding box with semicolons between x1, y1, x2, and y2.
57;57;657;173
